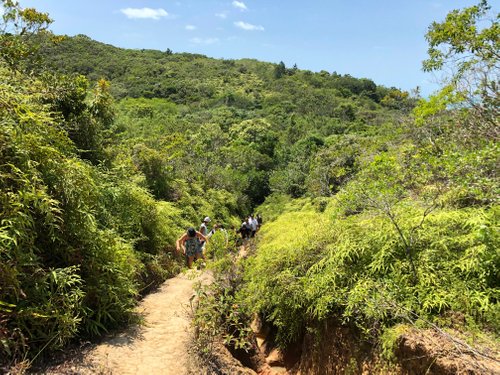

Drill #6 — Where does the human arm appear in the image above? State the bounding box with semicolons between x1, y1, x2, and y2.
176;234;187;254
196;231;207;242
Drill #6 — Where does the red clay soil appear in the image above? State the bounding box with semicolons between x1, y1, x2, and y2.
278;319;499;375
395;328;500;375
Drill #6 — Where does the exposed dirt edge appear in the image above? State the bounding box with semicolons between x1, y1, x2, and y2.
291;319;391;374
395;328;500;375
285;319;499;375
193;321;279;375
194;340;257;375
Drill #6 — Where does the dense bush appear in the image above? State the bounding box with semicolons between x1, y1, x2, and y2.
241;196;499;347
0;63;131;360
2;0;497;369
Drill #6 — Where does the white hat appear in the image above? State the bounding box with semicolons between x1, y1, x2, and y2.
204;216;211;222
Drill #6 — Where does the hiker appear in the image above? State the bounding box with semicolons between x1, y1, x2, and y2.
249;215;258;238
199;216;211;248
256;213;263;228
238;220;249;240
252;215;259;234
176;227;207;268
232;224;242;246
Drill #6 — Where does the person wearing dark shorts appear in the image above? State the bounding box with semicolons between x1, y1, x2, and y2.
176;227;207;268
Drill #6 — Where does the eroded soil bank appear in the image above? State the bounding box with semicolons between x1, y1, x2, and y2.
244;317;500;375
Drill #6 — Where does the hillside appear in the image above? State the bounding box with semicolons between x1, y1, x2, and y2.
34;33;412;210
38;34;401;105
1;1;498;373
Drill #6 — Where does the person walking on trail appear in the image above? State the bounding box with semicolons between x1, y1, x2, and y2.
248;215;258;238
199;216;211;248
252;215;259;234
176;227;207;268
200;217;210;236
256;213;263;229
239;220;250;240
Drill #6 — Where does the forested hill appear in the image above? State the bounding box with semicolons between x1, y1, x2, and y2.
38;33;409;107
2;15;415;367
2;1;498;372
34;33;414;210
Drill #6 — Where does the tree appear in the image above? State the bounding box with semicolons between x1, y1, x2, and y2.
41;74;113;164
0;0;53;69
423;0;499;132
381;88;417;112
229;119;277;157
274;61;287;79
306;138;359;196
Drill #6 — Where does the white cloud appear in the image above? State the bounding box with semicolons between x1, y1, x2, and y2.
430;2;442;8
185;24;197;30
120;8;169;20
232;1;247;11
234;21;264;31
190;37;220;45
215;12;227;19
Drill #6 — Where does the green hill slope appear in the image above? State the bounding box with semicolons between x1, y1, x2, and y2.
35;34;413;209
1;0;497;372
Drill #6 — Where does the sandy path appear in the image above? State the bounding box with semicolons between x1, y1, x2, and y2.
64;270;212;375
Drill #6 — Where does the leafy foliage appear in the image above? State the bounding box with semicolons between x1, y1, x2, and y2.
0;0;52;70
0;63;137;361
192;230;254;358
193;283;253;356
235;3;499;356
235;3;499;355
423;0;499;137
1;0;498;369
241;197;499;348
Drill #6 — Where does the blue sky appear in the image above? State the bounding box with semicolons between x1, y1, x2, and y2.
17;0;489;96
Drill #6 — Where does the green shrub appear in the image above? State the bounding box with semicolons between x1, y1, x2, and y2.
0;60;186;364
240;197;499;347
193;282;253;356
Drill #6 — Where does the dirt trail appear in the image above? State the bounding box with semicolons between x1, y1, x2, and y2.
49;270;212;375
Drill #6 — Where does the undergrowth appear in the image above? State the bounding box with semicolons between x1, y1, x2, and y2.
239;195;499;359
192;234;254;359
